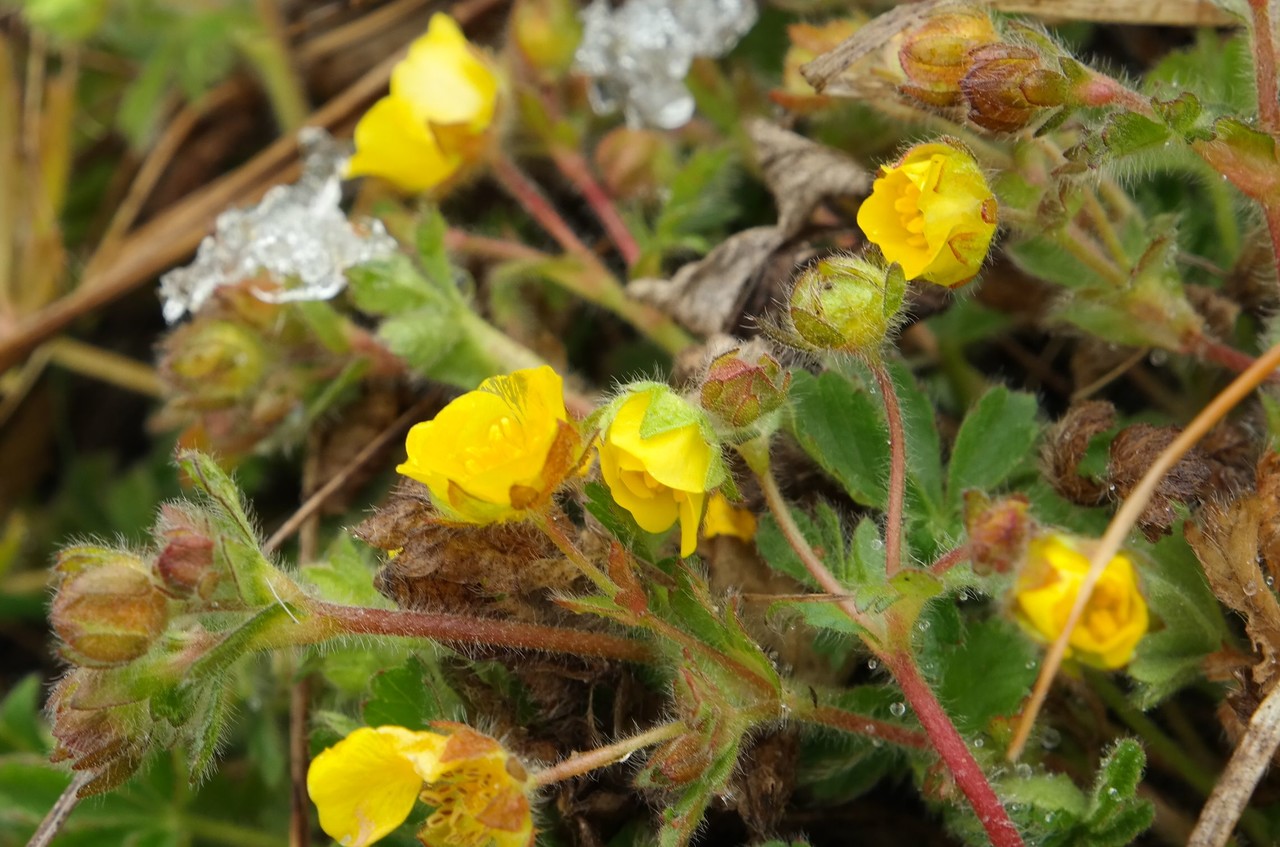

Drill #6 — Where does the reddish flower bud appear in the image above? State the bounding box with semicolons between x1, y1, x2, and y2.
51;546;168;667
898;8;999;107
46;672;149;796
963;491;1034;575
960;44;1068;133
700;348;791;430
154;504;219;599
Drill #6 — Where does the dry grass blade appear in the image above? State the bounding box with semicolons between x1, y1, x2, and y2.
985;0;1238;26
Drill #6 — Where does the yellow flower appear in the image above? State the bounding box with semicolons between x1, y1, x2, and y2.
347;14;499;193
598;389;718;558
856;141;998;288
397;366;582;523
702;492;757;542
1013;534;1149;670
307;723;534;847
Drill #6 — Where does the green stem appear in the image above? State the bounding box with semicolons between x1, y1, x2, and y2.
234;5;309;132
534;721;685;786
534;510;618;598
185;815;286;847
1080;193;1130;271
1056;224;1129;287
869;364;907;578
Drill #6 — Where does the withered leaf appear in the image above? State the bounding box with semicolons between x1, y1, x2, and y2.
748;119;869;236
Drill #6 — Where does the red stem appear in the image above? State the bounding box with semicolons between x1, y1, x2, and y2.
1266;203;1280;284
884;650;1026;847
1249;0;1280;133
800;705;930;750
1190;335;1280;385
491;153;594;258
871;364;907;578
445;228;547;263
311;600;654;663
929;545;970;575
550;148;642;267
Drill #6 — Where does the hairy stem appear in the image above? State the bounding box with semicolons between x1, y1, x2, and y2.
534;721;685;786
24;771;91;847
929;545;970;576
535;510;618;597
1057;224;1130;287
794;703;930;750
870;364;908;577
310;600;654;663
1248;0;1280;133
884;650;1026;847
492;152;593;257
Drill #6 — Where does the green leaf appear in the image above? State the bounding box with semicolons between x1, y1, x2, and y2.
1086;740;1154;844
1128;532;1229;707
300;536;392;608
655;734;741;847
1101;113;1172;159
363;656;465;729
947;386;1040;502
929;618;1039;735
653;147;741;247
0;676;46;755
786;370;889;509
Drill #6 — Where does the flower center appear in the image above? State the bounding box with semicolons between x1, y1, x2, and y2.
893;184;928;249
461;415;523;474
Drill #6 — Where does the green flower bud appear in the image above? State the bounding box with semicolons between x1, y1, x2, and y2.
512;0;582;77
786;256;907;355
164;319;267;405
700;348;791;430
51;546;168;667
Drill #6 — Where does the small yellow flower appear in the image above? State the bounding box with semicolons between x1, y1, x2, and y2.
397;366;583;524
856;141;998;288
348;14;500;193
1013;534;1149;670
307;723;534;847
598;389;718;558
702;492;757;542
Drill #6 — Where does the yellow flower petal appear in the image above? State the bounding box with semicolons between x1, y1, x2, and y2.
703;492;757;542
307;726;442;847
606;393;712;493
1013;534;1149;670
857;141;997;288
347;96;460;194
396;366;575;524
677;488;706;558
393;13;499;134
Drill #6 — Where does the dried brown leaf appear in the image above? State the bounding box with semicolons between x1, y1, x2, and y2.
747;119;869;236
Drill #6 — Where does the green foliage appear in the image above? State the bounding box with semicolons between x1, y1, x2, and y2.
785;369;889;509
636;147;743;268
362;656;465;729
918;613;1039;736
946;386;1040;504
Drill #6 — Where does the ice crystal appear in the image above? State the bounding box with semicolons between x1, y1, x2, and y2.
158;128;398;324
574;0;757;129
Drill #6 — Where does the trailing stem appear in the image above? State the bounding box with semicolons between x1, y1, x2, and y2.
534;721;685;786
869;364;908;577
549;147;642;267
1248;0;1280;134
793;702;930;750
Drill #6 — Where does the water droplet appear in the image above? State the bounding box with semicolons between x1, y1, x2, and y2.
1025;659;1038;670
1044;812;1056;824
1014;763;1033;779
916;619;932;632
871;538;885;551
1244;580;1258;597
1040;728;1061;749
1107;787;1120;799
1148;349;1168;366
973;737;985;748
867;659;878;670
1267;575;1275;588
890;702;907;717
864;723;877;735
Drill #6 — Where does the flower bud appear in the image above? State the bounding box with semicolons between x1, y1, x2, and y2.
775;17;864;111
1012;533;1149;669
644;732;714;787
51;546;168;667
47;672;149;795
594;127;672;201
511;0;582;77
163;319;267;405
787;255;906;355
963;491;1033;575
699;348;791;430
960;44;1069;133
154;504;219;599
898;8;999;107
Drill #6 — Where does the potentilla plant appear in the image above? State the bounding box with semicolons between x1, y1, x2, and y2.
20;2;1280;847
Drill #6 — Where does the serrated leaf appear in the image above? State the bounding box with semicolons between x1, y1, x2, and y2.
1102;113;1172;159
415;206;453;287
787;370;889;508
347;257;451;315
300;536;392;608
363;656;464;729
948;386;1040;501
1152;92;1202;134
1089;739;1147;821
931;618;1038;735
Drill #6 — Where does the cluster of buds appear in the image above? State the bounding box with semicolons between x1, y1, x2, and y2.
155;283;398;457
896;6;1074;134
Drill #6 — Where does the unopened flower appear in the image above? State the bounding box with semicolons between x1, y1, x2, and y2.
857;141;998;288
598;387;723;557
960;44;1069;133
1013;533;1149;669
699;348;790;431
897;7;999;107
308;723;535;847
348;14;500;193
397;366;585;524
786;255;907;355
702;492;757;542
50;546;168;668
